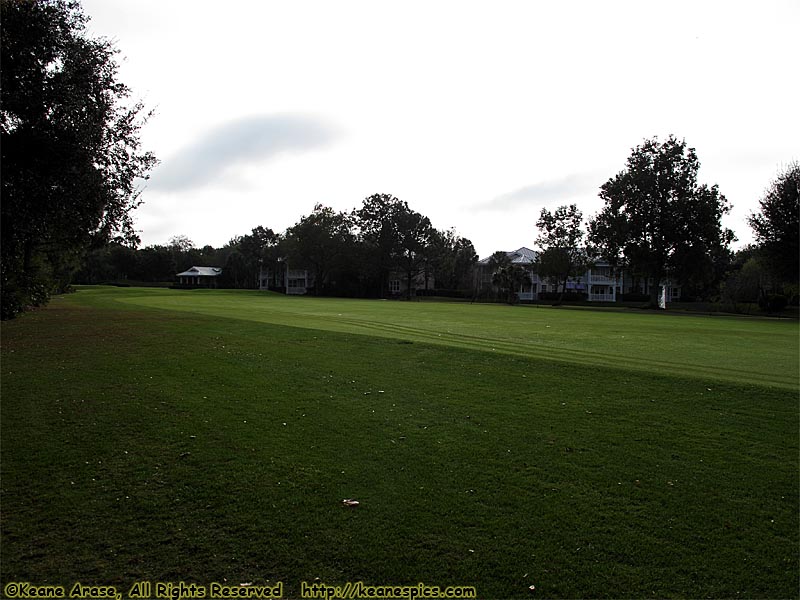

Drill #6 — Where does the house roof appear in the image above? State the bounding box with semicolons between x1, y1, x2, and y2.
176;266;223;277
478;247;538;266
478;247;619;268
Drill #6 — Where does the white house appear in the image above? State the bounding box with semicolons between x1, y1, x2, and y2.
176;266;222;288
586;262;621;302
259;263;315;295
388;271;435;297
260;262;433;297
475;247;539;300
475;247;681;303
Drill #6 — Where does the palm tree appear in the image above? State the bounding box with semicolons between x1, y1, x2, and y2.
492;263;528;305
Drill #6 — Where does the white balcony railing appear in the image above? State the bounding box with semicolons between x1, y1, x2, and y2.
589;293;616;302
588;275;616;284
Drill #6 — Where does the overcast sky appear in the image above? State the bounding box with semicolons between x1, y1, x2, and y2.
82;0;799;258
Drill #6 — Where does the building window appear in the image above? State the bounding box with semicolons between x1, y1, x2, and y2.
389;280;401;293
288;278;305;288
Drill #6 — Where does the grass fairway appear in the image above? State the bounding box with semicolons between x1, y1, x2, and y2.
113;287;797;389
1;287;797;598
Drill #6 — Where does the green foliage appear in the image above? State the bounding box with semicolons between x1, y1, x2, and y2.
74;189;475;297
133;245;176;282
354;193;406;287
0;0;156;318
718;244;798;314
721;254;770;312
748;161;800;285
222;250;249;288
395;209;434;299
284;205;356;295
167;235;194;253
589;136;733;305
354;194;434;298
76;243;176;284
220;226;279;289
108;244;138;278
425;229;478;291
759;293;788;314
535;204;592;304
486;250;512;273
480;251;525;303
491;263;528;304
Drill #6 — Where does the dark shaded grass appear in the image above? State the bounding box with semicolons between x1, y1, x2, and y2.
1;297;797;598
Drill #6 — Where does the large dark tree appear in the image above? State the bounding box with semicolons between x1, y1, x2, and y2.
394;207;433;299
283;204;355;295
354;193;433;298
589;136;733;307
488;256;528;305
168;235;196;272
1;0;157;318
483;251;521;303
133;246;175;282
748;162;799;285
425;228;478;291
222;226;279;288
535;204;592;305
720;248;771;313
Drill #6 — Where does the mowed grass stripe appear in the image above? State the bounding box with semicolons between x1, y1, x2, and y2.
1;292;798;597
1;293;797;598
101;287;799;389
329;317;787;387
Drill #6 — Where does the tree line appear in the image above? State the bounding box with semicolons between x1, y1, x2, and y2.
486;137;797;311
76;195;479;299
2;0;796;317
1;0;155;319
725;161;799;313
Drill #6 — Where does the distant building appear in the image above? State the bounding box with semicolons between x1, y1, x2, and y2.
259;262;433;297
176;266;222;288
388;271;435;297
259;263;315;295
474;247;539;300
475;247;681;303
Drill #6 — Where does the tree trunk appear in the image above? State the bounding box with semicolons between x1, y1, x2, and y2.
649;285;660;308
314;265;322;296
556;275;568;306
379;269;388;298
